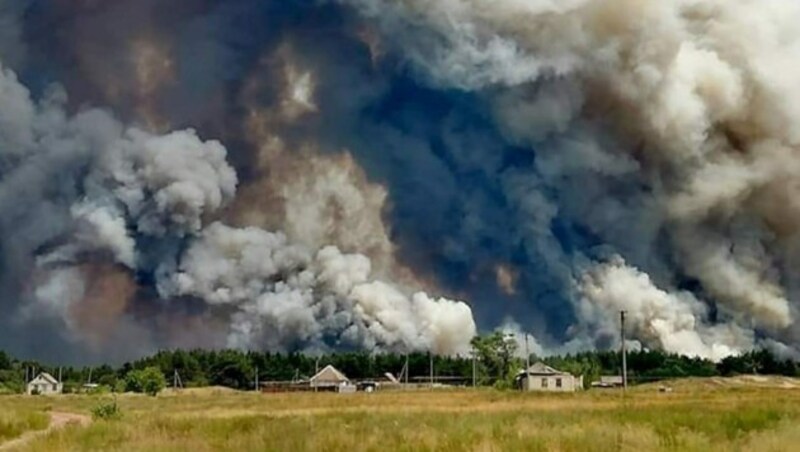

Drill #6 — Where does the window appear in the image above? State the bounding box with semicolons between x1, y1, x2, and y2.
53;384;58;391
556;378;562;388
541;378;548;388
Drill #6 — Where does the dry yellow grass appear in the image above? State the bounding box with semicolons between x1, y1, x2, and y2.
0;378;798;451
0;409;48;445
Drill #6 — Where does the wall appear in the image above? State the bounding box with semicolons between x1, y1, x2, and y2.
26;381;63;395
522;375;578;392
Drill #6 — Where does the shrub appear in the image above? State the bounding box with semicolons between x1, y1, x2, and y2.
91;398;122;421
113;380;127;394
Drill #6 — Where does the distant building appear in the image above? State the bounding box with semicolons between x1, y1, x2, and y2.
82;383;101;393
516;362;583;392
310;365;353;392
27;372;63;395
592;375;624;388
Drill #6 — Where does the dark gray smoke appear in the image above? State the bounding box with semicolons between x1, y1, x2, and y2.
2;0;800;363
0;58;474;361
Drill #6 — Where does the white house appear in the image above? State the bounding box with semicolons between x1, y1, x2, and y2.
309;365;353;392
27;372;63;395
516;362;583;392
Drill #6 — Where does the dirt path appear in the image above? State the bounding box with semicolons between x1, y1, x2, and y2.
0;412;91;451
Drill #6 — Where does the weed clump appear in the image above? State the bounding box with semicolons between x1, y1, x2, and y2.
91;398;122;421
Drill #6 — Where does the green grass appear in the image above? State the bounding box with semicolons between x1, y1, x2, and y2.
0;409;49;443
1;380;799;451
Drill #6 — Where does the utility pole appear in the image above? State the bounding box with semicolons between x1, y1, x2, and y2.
254;367;259;392
472;348;477;388
315;357;320;393
173;370;183;390
429;352;434;387
524;333;530;372
620;310;628;392
58;367;62;384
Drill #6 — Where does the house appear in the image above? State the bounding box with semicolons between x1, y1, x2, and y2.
27;372;63;395
310;365;353;392
516;362;583;392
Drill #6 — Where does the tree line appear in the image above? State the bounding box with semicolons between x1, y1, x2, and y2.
1;337;798;394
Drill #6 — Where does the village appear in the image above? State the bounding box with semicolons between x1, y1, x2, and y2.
4;349;800;451
4;339;800;451
9;329;795;398
22;360;615;396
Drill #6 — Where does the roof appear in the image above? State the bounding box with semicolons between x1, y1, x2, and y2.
384;372;399;383
29;372;59;385
310;365;350;384
517;362;571;376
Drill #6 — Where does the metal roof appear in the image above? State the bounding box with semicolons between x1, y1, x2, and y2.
517;362;571;376
29;372;59;385
310;365;350;383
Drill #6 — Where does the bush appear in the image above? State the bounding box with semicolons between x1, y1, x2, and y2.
125;367;166;396
113;380;127;394
91;398;122;421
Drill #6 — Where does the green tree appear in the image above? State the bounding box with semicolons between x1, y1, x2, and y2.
208;350;253;389
125;367;166;396
0;351;11;370
471;332;519;385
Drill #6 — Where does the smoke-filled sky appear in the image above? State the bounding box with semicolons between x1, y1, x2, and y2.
2;0;800;364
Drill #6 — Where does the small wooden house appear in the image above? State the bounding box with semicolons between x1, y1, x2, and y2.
27;372;63;395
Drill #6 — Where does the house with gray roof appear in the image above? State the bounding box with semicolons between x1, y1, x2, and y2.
516;362;583;392
27;372;63;395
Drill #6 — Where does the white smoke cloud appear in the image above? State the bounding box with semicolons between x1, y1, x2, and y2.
71;203;137;268
576;256;753;361
163;222;476;354
88;127;238;238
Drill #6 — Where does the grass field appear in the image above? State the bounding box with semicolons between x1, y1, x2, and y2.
0;409;48;445
1;377;799;451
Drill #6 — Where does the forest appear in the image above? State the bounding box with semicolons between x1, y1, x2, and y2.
1;336;798;394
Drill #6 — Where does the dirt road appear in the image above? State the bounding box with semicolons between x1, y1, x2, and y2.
0;412;90;451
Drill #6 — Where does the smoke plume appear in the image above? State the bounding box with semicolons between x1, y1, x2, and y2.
3;0;800;362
